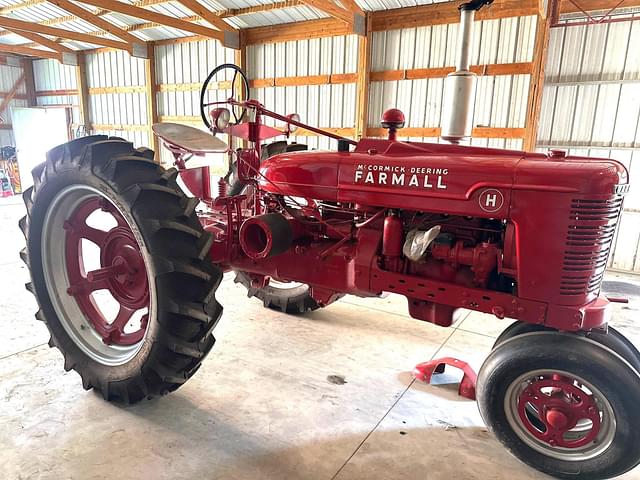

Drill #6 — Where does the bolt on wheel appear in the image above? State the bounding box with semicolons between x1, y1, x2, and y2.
505;370;616;461
477;331;640;480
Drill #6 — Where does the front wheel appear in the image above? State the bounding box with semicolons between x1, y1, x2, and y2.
478;332;640;479
21;136;223;404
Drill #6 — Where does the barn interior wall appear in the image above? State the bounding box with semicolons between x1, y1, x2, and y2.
247;34;358;151
85;49;150;148
369;15;538;149
32;58;79;132
537;15;640;273
0;57;27;147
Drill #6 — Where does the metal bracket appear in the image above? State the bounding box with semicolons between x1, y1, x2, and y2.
413;356;478;400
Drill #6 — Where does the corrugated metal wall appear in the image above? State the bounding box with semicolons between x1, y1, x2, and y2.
154;38;235;165
247;35;359;150
33;58;80;129
369;15;538;149
0;58;27;146
86;49;150;148
538;18;640;273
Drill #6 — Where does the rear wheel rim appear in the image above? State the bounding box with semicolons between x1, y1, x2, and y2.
42;185;152;366
504;369;616;461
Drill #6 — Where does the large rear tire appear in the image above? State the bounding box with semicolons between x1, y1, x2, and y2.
20;135;223;404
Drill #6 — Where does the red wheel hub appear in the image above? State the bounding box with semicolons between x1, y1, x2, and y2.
64;197;149;346
517;375;601;449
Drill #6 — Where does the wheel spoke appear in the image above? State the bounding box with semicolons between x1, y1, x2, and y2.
112;305;135;331
64;219;108;246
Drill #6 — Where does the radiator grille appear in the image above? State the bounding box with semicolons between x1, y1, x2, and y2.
560;197;623;296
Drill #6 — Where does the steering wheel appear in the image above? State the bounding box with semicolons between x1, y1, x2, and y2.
200;63;250;131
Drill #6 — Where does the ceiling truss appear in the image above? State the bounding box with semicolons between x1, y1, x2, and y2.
0;0;639;63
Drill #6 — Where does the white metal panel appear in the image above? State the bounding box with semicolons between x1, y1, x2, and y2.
367;16;536;133
247;34;358;148
0;59;25;146
538;17;640;272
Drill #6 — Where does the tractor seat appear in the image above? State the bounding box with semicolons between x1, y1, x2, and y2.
152;122;228;155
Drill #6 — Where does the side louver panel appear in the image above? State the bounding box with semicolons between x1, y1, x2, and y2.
560;197;623;296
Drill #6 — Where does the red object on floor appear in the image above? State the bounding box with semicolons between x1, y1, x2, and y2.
413;357;478;400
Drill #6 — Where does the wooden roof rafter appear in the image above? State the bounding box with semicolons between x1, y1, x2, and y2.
1;25;78;64
73;0;238;48
299;0;366;34
47;0;148;57
0;1;302;42
174;0;239;47
0;42;64;61
0;15;131;54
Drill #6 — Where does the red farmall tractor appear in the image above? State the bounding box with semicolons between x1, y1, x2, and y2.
18;37;639;480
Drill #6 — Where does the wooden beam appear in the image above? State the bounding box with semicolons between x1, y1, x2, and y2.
36;89;79;96
299;0;352;23
0;2;302;39
338;0;365;15
355;14;371;140
22;58;36;106
0;43;61;61
145;42;159;158
371;0;540;31
560;0;640;13
244;18;352;45
299;0;365;34
175;0;234;32
234;33;247;149
47;0;147;56
174;0;239;47
2;27;76;56
91;123;148;132
89;86;147;94
524;0;557;151
0;72;25;119
370;62;534;81
366;127;526;139
75;0;226;44
251;73;357;88
0;15;130;51
156;81;231;92
76;52;91;135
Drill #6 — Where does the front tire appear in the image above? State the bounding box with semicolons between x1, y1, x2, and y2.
478;332;640;479
493;320;640;372
20;136;223;404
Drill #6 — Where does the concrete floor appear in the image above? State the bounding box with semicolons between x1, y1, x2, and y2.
1;194;640;480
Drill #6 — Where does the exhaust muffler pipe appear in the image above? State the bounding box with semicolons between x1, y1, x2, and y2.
441;0;493;144
239;213;296;260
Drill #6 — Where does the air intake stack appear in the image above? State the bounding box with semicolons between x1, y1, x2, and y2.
441;0;493;144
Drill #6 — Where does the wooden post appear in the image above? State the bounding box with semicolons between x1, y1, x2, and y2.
22;58;37;106
355;13;371;140
524;0;559;151
145;42;160;160
234;31;247;149
75;52;91;136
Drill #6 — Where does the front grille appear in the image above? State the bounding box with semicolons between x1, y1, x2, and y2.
560;197;623;296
